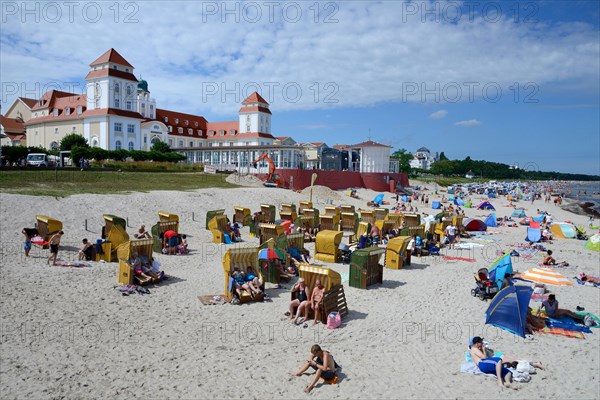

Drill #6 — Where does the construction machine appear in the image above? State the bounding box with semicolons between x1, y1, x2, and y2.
253;153;282;188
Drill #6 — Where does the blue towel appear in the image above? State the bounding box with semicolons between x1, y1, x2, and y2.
545;317;593;333
223;234;234;245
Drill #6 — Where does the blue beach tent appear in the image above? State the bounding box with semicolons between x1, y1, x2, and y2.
526;227;541;243
511;209;526;218
484;213;497;227
432;201;442;209
488;252;513;290
485;285;533;338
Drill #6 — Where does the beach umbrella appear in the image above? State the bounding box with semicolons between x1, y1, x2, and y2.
521;268;573;286
485;285;533;338
258;248;285;260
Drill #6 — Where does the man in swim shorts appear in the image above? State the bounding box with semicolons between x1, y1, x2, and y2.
469;336;513;388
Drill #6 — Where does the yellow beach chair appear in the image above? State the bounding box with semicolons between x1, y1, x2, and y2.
314;230;343;263
222;247;264;303
117;238;154;285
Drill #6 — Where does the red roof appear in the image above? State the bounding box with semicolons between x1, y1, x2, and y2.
155;108;208;138
84;108;144;119
333;144;349;150
311;142;325;146
19;97;37;108
238;105;272;115
90;49;134;68
31;90;77;111
0;116;25;132
85;68;138;82
350;140;392;148
242;91;269;105
276;136;289;140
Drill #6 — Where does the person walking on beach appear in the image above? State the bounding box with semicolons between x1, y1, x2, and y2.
47;231;64;265
589;217;594;228
290;344;339;393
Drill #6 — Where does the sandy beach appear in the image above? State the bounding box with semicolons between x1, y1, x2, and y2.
1;180;599;399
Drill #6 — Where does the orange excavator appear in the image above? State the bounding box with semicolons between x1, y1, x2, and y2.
253;153;282;188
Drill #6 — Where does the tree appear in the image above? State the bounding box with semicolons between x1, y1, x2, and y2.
391;148;413;173
151;141;171;153
60;133;89;151
438;152;448;161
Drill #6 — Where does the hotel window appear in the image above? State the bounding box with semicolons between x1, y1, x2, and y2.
208;143;213;147
65;107;70;115
150;112;154;118
194;121;198;127
53;109;59;116
197;130;203;135
219;142;223;147
114;122;122;132
184;120;188;126
72;126;76;132
178;127;183;134
219;130;225;136
127;124;135;133
141;103;145;109
50;141;59;150
150;105;154;110
169;139;173;146
229;142;234;147
114;98;120;108
114;83;120;93
54;128;59;134
126;101;132;110
128;141;134;151
188;128;193;135
95;99;100;108
209;131;215;136
76;106;83;114
230;130;236;135
125;68;129;72
178;140;183;147
144;136;147;144
164;117;168;123
126;85;132;96
175;118;179;124
189;141;194;147
168;126;172;132
113;65;118;70
115;140;122;150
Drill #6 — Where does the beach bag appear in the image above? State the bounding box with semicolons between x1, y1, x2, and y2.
327;311;341;329
584;314;598;327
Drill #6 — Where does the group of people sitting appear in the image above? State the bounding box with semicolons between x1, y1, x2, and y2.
128;251;165;284
230;265;263;302
287;278;325;326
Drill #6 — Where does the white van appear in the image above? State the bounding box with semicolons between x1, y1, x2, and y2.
26;153;56;167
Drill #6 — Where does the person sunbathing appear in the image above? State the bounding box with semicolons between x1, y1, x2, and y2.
289;247;311;265
244;266;263;297
542;250;568;266
526;307;546;333
469;336;515;389
541;294;585;323
289;278;310;325
290;344;339;393
580;273;600;284
309;280;325;325
129;252;161;283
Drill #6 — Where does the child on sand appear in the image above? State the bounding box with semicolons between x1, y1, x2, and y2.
290;344;339;393
22;228;33;257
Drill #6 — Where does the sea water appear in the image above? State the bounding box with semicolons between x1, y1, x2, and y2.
563;181;600;214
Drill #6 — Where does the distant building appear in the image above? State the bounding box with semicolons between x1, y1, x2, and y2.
409;146;438;170
465;170;475;179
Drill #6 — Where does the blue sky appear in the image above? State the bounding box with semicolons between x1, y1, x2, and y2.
1;0;599;174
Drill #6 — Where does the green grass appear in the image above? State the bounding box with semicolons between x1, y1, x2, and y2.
0;170;238;197
412;175;488;186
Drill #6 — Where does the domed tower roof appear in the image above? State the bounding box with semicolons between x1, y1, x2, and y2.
137;77;149;93
416;146;430;153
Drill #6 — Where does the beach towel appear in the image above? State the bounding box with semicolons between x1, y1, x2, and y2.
537;327;586;339
531;293;549;301
443;255;476;262
545;317;592;333
574;312;600;328
576;278;600;287
460;362;495;378
198;295;228;305
31;236;48;246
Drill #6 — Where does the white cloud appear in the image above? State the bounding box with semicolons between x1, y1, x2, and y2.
455;119;482;127
1;1;598;116
429;110;448;119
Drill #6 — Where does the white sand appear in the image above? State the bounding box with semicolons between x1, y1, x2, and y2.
1;183;599;399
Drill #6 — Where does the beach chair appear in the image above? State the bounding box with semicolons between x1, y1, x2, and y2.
324;206;341;218
386;213;403;230
341;212;359;233
403;214;421;228
292;264;348;323
222;247;264;303
286;232;305;251
280;210;297;223
259;223;285;245
361;210;375;225
374;208;389;221
453;215;464;235
233;206;252;226
158;211;179;232
303;208;320;228
385;236;412;269
116;238;154;285
349;221;371;246
151;220;179;253
260;204;276;223
341;205;355;213
314;230;343;263
349;246;385;289
102;214;126;238
299;201;313;214
205;209;226;229
319;214;340;231
35;215;63;249
208;214;230;243
408;225;425;239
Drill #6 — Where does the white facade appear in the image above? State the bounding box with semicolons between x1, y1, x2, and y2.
409;147;438;170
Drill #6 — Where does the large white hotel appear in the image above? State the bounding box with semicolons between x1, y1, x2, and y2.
1;49;393;173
